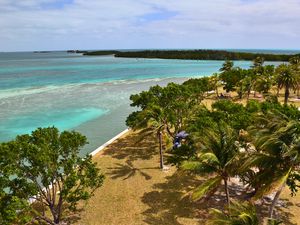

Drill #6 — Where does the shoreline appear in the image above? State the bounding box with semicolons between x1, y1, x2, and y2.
89;128;130;157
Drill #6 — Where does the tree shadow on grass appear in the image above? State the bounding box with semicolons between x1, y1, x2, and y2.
141;171;208;225
228;181;298;225
102;128;159;162
141;172;300;225
107;160;158;180
255;198;298;225
30;202;84;225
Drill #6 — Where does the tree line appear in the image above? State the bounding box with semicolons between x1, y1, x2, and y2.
84;49;300;61
126;56;300;224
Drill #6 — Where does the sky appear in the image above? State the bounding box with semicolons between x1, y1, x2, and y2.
0;0;300;51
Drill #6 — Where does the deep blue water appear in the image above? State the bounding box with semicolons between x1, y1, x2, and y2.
0;51;285;154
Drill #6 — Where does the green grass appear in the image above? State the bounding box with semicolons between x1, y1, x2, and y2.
77;129;205;225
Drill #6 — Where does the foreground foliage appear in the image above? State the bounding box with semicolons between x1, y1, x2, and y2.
206;201;259;225
0;127;104;225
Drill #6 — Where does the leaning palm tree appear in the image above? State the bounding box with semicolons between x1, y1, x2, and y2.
275;64;298;105
181;122;240;205
220;60;234;72
206;201;259;225
251;56;265;70
242;119;300;219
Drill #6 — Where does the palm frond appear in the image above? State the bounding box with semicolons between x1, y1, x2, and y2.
192;176;222;200
206;201;259;225
254;168;291;199
181;160;216;175
206;208;230;225
198;152;221;168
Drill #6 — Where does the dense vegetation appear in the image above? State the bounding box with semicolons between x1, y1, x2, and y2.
0;127;104;225
82;50;120;56
126;56;300;224
84;49;300;61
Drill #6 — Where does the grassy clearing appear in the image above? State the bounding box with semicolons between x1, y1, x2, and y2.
77;128;300;225
78;129;202;225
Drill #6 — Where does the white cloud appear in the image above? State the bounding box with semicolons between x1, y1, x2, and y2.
0;0;300;51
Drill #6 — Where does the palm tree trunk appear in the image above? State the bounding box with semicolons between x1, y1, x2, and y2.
284;86;290;105
215;87;219;97
224;178;230;206
268;182;285;219
158;131;164;169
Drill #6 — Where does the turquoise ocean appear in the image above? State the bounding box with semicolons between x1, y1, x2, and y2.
0;51;297;154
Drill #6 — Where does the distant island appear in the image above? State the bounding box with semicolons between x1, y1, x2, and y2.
67;50;88;54
83;49;300;61
82;50;119;56
33;51;51;53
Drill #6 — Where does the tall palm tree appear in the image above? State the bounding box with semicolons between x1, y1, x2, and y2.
181;122;240;205
250;57;265;97
206;201;259;225
275;64;298;105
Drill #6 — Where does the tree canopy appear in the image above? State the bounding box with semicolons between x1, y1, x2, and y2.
0;127;104;225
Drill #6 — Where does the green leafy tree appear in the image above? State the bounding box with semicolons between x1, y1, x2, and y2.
219;68;246;93
0;139;34;225
183;77;210;102
211;100;254;131
127;85;170;169
127;83;201;169
0;127;105;225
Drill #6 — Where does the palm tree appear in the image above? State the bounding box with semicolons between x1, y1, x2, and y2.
275;64;298;105
209;73;221;97
289;56;300;98
146;106;168;169
250;57;265;97
242;120;300;219
181;122;240;205
126;86;170;169
206;201;259;225
220;60;234;72
251;57;265;70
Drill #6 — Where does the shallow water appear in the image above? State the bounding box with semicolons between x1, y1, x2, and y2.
0;52;281;154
